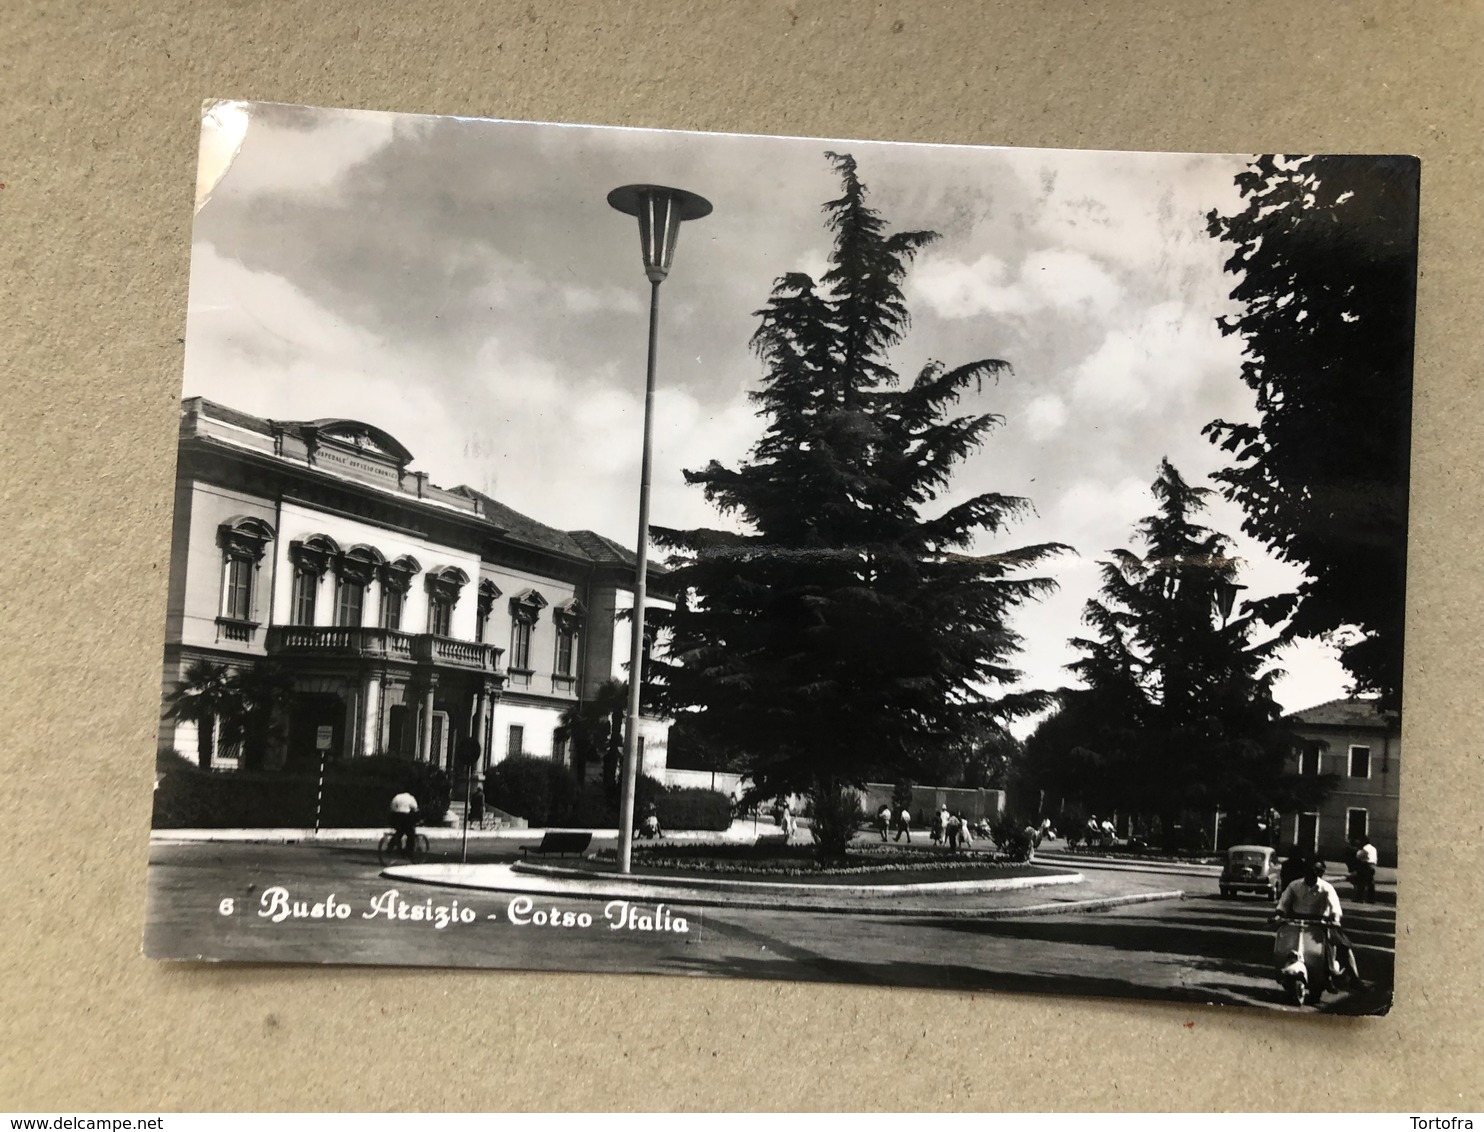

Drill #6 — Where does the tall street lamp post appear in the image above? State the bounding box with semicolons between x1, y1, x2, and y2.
607;183;713;875
1210;575;1247;852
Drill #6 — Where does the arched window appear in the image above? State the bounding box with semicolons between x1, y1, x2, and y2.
216;516;275;641
334;544;385;629
287;534;340;627
379;555;420;631
507;589;547;671
476;578;503;644
424;566;471;638
553;598;585;684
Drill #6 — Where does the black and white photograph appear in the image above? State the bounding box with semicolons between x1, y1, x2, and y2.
146;100;1417;1016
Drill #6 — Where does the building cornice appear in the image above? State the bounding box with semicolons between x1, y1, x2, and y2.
179;434;602;578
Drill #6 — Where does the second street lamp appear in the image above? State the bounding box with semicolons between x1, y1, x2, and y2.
607;183;713;875
1214;580;1248;628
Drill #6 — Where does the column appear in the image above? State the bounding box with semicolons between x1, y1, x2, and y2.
482;684;499;770
418;676;438;763
361;675;382;757
343;684;362;761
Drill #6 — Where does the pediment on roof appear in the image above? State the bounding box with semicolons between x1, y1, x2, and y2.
301;419;414;465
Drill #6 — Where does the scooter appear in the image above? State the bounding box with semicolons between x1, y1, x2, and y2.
1273;913;1355;1006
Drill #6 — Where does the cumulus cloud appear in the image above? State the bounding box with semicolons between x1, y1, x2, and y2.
180;106;1346;717
911;247;1122;322
1070;300;1244;415
1024;393;1069;439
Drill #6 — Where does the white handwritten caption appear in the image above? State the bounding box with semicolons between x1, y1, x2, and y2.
223;887;693;934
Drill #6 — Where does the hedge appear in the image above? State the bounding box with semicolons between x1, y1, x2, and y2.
655;787;732;832
485;757;731;831
484;756;580;828
152;757;451;829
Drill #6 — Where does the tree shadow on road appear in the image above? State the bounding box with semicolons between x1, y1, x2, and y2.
655;949;1289;1012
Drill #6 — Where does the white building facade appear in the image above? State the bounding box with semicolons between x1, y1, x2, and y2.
159;397;671;782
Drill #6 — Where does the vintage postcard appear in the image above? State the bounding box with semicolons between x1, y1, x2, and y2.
146;101;1417;1015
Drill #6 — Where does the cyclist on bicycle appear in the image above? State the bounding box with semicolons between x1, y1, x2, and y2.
389;789;420;853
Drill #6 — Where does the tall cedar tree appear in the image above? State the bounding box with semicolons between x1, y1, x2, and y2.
1205;155;1419;710
1026;460;1325;841
649;153;1064;846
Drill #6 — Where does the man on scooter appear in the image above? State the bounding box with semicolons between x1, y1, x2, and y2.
1276;857;1363;986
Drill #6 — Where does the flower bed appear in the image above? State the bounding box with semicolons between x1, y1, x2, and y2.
585;843;1064;884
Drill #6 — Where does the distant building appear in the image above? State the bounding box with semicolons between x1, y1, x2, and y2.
1282;697;1400;866
158;397;670;781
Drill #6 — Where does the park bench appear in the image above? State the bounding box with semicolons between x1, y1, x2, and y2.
519;830;593;859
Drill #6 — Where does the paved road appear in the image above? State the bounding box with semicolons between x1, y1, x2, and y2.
145;840;1394;1014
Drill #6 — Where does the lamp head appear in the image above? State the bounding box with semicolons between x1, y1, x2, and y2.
1213;580;1248;624
607;184;713;283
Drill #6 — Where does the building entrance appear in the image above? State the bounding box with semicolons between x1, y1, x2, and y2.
1296;812;1320;856
288;693;344;768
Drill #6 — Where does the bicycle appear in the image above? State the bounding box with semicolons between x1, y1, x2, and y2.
377;828;430;866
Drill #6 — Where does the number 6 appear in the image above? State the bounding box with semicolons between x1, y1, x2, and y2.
219;898;235;916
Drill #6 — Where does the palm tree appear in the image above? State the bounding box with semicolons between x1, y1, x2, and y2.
220;662;293;771
554;679;629;797
163;660;231;770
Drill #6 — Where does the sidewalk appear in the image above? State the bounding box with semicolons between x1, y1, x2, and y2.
149;817;773;846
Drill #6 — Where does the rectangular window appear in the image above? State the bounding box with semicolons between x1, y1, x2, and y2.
511;621;532;669
380;587;402;631
1296;812;1320;854
552;734;568;765
224;557;252;620
1346;808;1369;842
292;569;317;626
555;629;574;676
475;610;487;644
1349;745;1371;779
1298;740;1322;776
507;724;524;760
637;735;646;765
430;597;453;637
335;580;364;627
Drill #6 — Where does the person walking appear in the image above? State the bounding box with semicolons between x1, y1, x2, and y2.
946;812;963;851
775;797;794;843
876;804;892;841
1352;835;1378;902
894;806;912;843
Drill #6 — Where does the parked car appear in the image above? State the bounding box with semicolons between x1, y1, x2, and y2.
1220;844;1282;900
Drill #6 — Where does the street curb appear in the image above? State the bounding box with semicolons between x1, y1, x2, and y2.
1034;852;1221;878
514;860;1085;897
383;864;1184;919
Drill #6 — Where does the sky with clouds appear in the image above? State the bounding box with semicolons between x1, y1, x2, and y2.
184;101;1354;726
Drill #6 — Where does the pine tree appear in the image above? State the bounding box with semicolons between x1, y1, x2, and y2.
1029;459;1325;846
649;153;1065;854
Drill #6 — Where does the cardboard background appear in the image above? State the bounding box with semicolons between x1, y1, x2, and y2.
2;0;1480;1112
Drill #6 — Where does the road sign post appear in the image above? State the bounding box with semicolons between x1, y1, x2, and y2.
313;725;333;834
